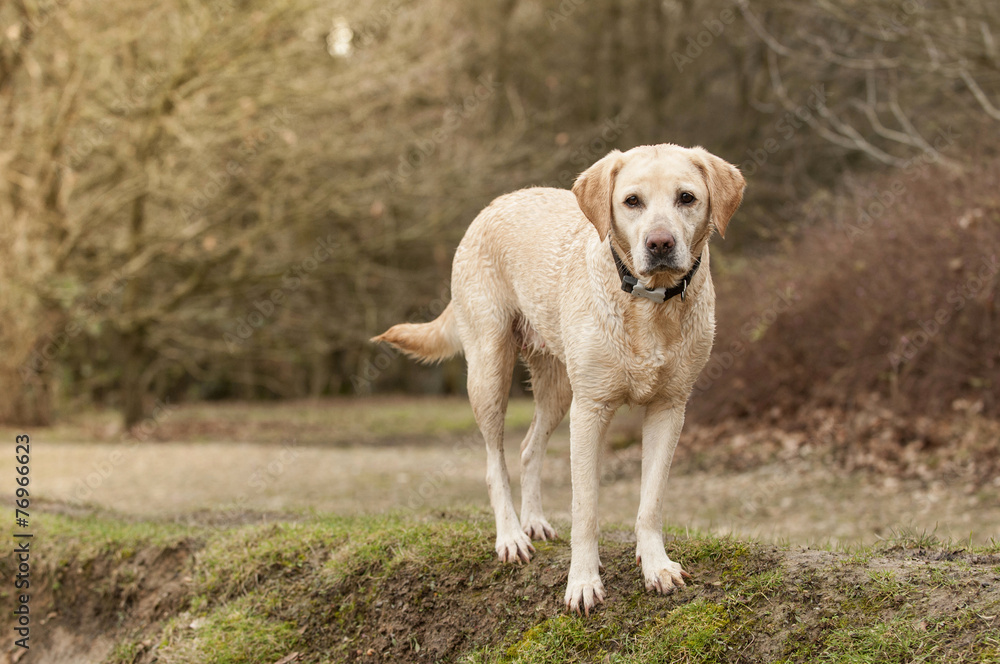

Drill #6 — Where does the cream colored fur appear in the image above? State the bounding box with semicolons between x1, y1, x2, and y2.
373;144;745;615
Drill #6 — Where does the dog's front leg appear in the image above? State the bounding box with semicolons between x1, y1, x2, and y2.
635;403;691;594
564;396;615;616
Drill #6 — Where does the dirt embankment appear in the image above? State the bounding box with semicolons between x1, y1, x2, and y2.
2;538;193;663
4;511;1000;664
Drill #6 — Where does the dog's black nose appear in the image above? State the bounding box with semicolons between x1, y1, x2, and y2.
645;231;676;257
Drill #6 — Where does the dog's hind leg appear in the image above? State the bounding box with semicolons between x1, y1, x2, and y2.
466;330;535;564
519;353;571;541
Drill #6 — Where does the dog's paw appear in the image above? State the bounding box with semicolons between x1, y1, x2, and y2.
564;574;605;616
521;515;557;541
495;530;535;564
640;556;690;594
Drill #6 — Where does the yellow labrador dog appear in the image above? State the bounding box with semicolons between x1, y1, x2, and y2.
374;144;745;615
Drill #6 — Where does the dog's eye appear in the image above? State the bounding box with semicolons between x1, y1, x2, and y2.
624;195;641;208
679;192;696;205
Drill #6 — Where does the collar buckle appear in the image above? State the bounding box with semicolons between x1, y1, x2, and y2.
620;274;637;294
609;241;701;304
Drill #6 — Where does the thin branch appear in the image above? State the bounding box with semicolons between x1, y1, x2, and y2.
982;20;999;68
885;77;959;167
813;0;903;43
738;0;900;70
765;49;907;168
921;33;943;70
736;0;794;57
958;66;1000;121
848;72;957;169
797;32;901;71
850;74;917;146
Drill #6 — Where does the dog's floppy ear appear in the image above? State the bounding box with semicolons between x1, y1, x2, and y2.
692;147;746;239
572;149;623;241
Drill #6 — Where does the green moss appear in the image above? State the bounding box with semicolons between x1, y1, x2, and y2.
157;593;302;664
633;599;731;662
469;576;760;663
666;531;762;587
497;615;617;663
196;520;351;598
194;513;493;600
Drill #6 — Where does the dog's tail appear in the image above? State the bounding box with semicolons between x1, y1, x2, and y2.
371;302;463;364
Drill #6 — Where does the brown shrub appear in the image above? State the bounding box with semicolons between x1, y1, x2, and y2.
690;156;1000;424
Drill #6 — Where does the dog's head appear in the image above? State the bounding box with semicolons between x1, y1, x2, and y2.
573;144;745;284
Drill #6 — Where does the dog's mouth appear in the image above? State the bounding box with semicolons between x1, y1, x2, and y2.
639;260;689;281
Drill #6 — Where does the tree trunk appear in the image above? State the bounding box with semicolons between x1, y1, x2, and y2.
0;370;51;426
121;326;148;429
310;355;330;397
490;0;519;130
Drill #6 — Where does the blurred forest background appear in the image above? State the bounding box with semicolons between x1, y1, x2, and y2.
1;0;998;430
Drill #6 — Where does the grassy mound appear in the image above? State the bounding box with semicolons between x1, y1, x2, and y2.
5;510;1000;663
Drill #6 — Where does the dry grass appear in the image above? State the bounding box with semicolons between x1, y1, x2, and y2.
694;156;1000;424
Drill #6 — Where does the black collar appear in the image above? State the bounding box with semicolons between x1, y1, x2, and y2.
609;242;702;303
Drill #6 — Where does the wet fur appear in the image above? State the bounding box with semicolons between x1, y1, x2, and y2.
373;144;745;615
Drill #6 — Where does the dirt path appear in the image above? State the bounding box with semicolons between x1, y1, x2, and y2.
12;429;1000;546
